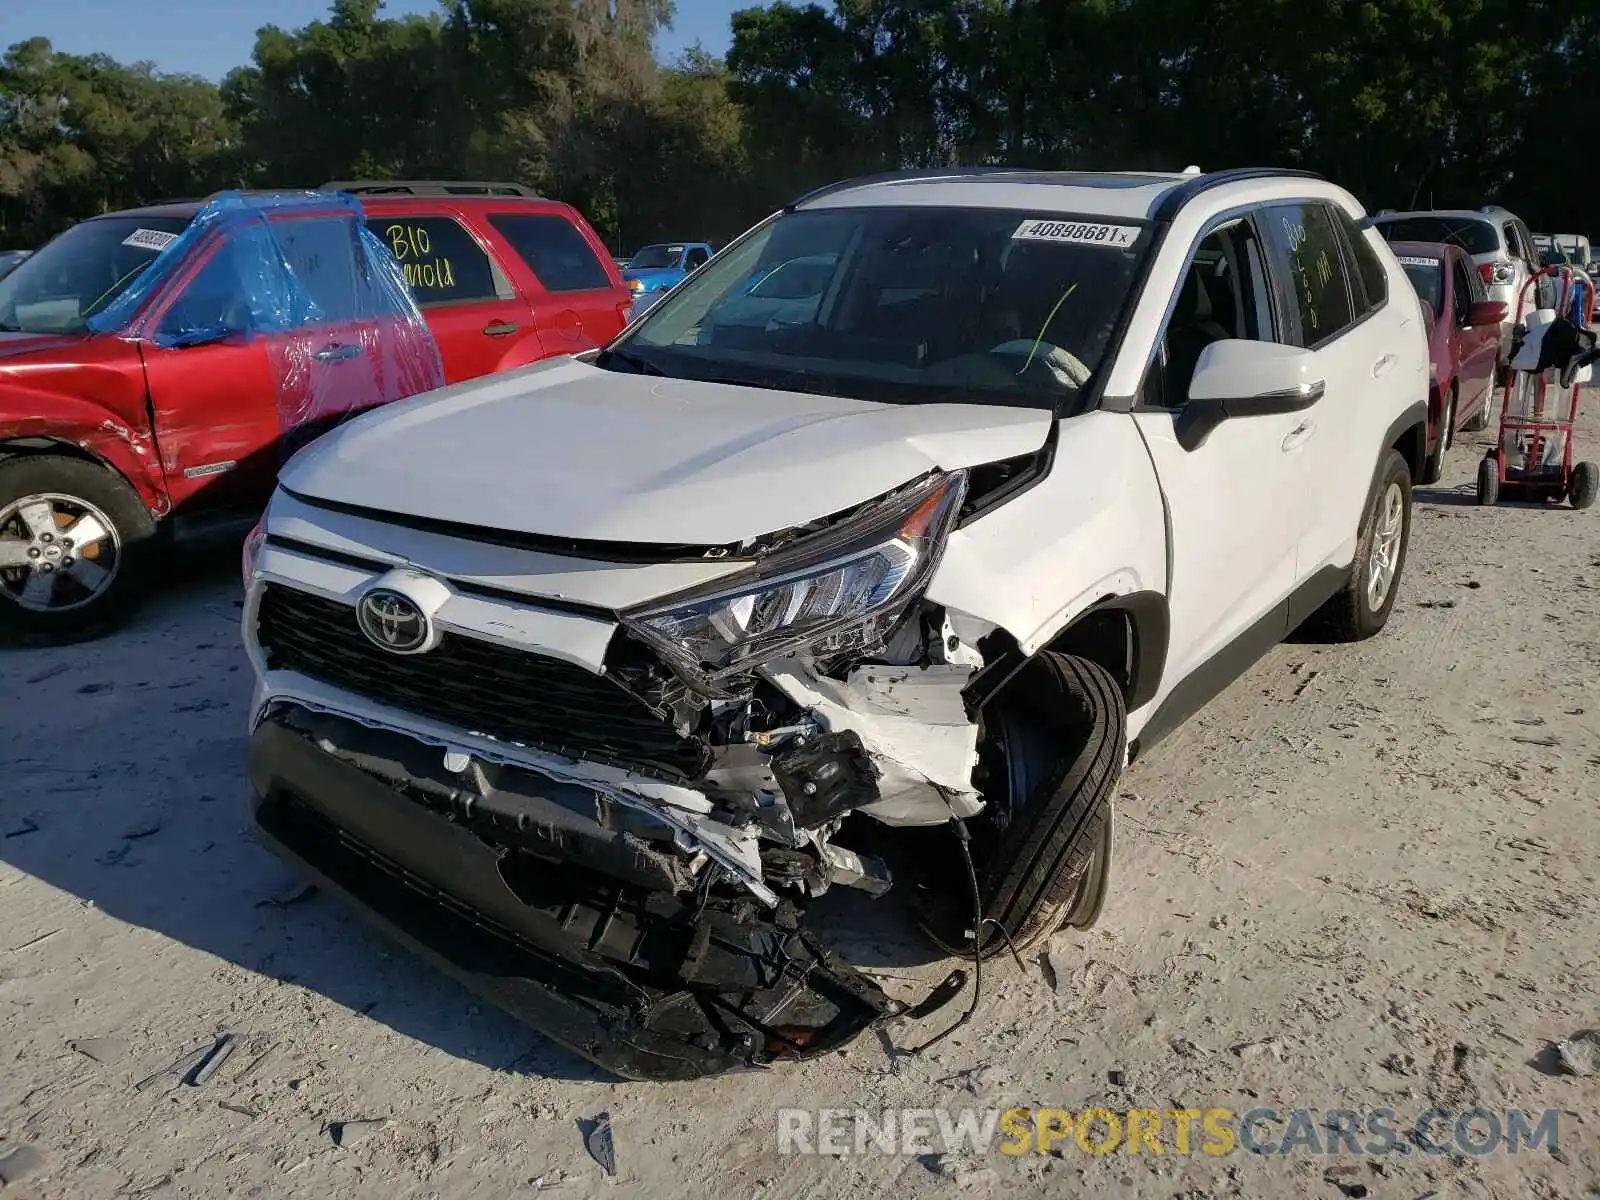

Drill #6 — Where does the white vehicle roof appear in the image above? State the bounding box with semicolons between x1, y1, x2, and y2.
1373;209;1499;225
789;167;1340;222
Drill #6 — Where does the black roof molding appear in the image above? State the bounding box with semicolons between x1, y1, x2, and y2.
1150;167;1326;221
786;166;1033;210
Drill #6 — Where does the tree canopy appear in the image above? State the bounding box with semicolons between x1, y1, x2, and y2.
2;0;1596;251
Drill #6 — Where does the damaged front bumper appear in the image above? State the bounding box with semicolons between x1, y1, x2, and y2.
248;705;925;1080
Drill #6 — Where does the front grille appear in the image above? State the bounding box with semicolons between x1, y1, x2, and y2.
255;584;706;780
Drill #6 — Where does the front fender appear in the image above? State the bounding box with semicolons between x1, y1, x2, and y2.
0;390;168;514
927;410;1169;659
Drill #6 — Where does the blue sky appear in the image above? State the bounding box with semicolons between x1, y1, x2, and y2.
0;0;747;80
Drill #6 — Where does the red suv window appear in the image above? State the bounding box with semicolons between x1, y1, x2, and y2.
488;214;612;293
366;215;505;307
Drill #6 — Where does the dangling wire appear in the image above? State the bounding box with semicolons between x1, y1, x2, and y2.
902;818;1021;1055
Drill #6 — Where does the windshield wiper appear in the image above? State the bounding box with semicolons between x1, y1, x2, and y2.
597;347;668;376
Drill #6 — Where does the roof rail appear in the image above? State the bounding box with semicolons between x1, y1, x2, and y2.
785;166;1032;210
1150;166;1326;221
319;179;542;198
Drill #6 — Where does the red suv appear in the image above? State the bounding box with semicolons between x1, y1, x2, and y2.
0;180;631;639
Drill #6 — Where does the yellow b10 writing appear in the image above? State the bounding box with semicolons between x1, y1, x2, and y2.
383;223;456;291
1000;1106;1235;1156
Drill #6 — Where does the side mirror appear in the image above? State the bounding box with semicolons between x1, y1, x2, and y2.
1466;300;1507;328
1175;340;1324;451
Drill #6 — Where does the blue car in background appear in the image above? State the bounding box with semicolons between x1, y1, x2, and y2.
624;241;714;312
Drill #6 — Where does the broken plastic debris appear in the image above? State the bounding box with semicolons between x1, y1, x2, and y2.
583;1112;616;1177
0;1143;43;1185
184;1033;237;1086
68;1036;127;1065
331;1118;389;1148
258;882;317;908
1556;1029;1600;1076
133;1043;212;1091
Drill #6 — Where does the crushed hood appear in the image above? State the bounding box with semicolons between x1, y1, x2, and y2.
279;357;1054;546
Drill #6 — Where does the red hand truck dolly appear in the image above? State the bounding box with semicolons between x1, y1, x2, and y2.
1477;265;1600;509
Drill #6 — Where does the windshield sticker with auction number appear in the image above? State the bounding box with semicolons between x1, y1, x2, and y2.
122;228;179;253
1012;219;1140;248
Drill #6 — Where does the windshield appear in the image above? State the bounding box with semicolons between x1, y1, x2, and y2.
605;207;1152;409
630;244;682;270
1373;217;1499;257
0;216;190;334
1399;258;1443;316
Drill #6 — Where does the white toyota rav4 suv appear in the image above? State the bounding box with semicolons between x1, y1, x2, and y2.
241;167;1428;1080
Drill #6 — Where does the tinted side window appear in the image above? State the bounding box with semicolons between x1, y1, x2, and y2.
1335;210;1387;315
489;214;611;293
1261;203;1355;346
685;246;710;270
367;216;498;305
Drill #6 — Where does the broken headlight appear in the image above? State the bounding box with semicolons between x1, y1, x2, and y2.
622;471;968;690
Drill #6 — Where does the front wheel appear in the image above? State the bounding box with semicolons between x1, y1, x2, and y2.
916;653;1125;958
0;456;157;643
1320;449;1413;642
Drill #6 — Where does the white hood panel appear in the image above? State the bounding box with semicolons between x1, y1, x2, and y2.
279;357;1054;545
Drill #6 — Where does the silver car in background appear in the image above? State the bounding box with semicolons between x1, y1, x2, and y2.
0;250;31;281
1371;208;1544;368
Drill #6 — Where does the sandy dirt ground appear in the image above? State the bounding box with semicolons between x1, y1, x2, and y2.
2;391;1599;1200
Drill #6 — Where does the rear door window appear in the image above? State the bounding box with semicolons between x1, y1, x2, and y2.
366;215;500;306
490;215;613;293
1260;202;1356;347
1334;210;1387;315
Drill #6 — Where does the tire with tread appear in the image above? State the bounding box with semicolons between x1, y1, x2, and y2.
1571;461;1600;510
1477;455;1500;506
1320;449;1413;643
1463;382;1495;432
1419;387;1455;484
0;455;157;643
934;653;1125;959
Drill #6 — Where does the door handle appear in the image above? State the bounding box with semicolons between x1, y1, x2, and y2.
1372;353;1397;378
482;322;520;337
313;343;363;362
1282;419;1316;453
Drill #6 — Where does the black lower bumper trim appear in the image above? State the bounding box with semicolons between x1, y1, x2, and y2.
246;706;895;1080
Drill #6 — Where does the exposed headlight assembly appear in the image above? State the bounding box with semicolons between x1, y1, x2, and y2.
622;471;968;692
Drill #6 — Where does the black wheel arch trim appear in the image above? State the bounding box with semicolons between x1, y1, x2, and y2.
1385;400;1429;482
962;589;1170;718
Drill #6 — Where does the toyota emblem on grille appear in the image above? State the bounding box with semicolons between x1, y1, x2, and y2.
357;588;430;653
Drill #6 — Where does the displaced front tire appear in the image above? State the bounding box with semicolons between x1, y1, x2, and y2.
0;455;157;644
1320;449;1412;643
921;653;1125;958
